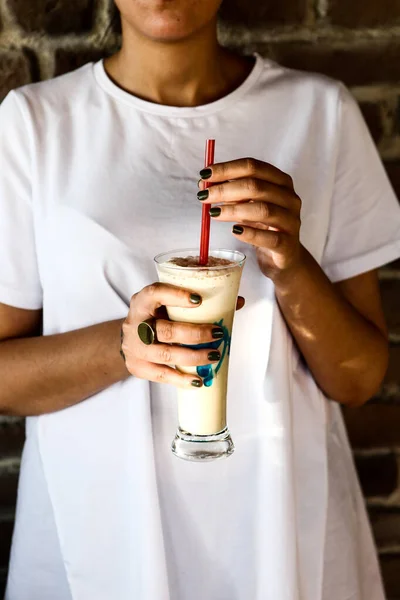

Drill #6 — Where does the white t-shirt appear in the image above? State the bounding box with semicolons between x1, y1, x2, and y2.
3;54;400;600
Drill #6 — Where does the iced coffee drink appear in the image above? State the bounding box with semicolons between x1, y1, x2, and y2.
154;249;245;462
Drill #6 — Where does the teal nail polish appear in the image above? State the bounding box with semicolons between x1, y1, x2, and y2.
191;379;202;387
232;225;244;235
208;350;220;361
212;328;224;339
190;293;201;304
209;207;221;217
199;168;212;179
197;189;209;201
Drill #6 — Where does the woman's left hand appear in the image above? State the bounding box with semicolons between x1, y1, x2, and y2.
198;158;304;283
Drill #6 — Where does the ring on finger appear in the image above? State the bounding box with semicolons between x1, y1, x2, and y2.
138;318;158;345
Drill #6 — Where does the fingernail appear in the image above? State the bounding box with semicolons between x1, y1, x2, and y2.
208;350;220;361
209;207;221;218
232;225;244;235
190;293;201;304
197;189;209;201
212;327;224;339
191;379;203;387
199;168;212;179
197;179;202;188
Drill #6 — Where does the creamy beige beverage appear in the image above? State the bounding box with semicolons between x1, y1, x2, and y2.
156;250;245;437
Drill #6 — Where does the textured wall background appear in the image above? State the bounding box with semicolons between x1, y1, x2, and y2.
0;0;400;597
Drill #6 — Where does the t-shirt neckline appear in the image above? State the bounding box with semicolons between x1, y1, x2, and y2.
93;53;265;117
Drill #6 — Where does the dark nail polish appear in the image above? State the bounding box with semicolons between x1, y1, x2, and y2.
212;327;224;339
208;350;221;361
190;293;201;304
199;168;212;179
191;379;202;388
197;189;209;201
232;225;244;235
209;207;221;218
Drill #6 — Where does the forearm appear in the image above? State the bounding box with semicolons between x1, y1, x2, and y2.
0;319;129;416
274;247;388;406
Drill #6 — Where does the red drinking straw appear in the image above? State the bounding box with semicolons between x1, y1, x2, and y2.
199;139;215;266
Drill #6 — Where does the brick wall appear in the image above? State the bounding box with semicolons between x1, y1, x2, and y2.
0;0;399;597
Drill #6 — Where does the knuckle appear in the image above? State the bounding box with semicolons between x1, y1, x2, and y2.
256;202;269;221
294;193;302;211
214;183;226;200
146;282;160;297
160;347;172;363
159;321;174;342
155;369;168;383
218;161;227;177
285;174;294;188
246;177;260;196
245;157;257;175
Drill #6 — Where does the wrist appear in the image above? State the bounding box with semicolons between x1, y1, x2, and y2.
272;245;310;293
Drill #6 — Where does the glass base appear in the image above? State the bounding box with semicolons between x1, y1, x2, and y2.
171;426;235;462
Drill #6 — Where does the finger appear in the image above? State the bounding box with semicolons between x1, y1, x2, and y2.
155;319;225;345
139;342;221;367
210;201;300;235
200;157;293;189
198;178;229;189
133;282;202;316
236;296;245;310
198;179;300;212
232;224;291;252
128;358;204;389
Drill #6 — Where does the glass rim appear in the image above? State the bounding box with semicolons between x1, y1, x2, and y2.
154;248;246;271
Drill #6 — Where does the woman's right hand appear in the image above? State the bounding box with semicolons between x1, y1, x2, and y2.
121;282;224;389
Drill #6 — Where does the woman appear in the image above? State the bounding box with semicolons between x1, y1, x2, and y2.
2;1;400;598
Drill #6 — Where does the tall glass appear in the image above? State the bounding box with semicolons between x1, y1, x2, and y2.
154;249;246;462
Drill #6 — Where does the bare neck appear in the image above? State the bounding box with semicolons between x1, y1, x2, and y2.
104;20;252;108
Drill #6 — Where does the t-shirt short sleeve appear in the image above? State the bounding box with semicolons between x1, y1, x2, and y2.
321;82;400;283
0;91;42;309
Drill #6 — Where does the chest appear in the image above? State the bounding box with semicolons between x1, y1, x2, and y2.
37;110;332;250
33;108;334;329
